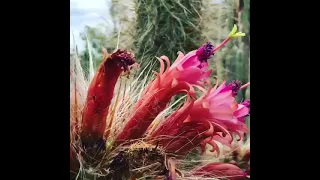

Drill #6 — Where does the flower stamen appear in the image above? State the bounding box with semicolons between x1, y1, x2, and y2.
196;42;214;63
212;24;246;53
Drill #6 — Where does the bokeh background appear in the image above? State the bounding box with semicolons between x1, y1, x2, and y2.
70;0;250;129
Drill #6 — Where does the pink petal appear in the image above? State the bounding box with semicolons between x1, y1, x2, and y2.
212;113;234;121
201;69;212;80
234;104;249;118
209;97;235;109
210;105;233;115
181;56;200;69
159;55;171;69
208;140;220;156
169;51;185;70
213;135;232;147
207;81;227;99
156;57;165;74
176;66;203;83
209;90;233;102
173;50;198;70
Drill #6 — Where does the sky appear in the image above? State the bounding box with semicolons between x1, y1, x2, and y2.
70;0;113;52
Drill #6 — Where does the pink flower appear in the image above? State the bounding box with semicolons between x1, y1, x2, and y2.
192;162;247;180
140;42;215;102
115;43;216;145
149;80;250;155
197;81;250;138
164;42;214;85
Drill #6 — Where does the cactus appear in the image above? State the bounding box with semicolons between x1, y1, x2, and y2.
235;0;250;128
133;0;203;70
222;0;250;102
110;0;136;51
200;0;237;83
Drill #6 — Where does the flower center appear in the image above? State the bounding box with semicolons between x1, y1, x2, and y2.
196;42;214;63
227;80;242;96
111;49;136;72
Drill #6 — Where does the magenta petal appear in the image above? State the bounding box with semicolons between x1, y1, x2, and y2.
209;97;235;108
209;90;233;102
182;56;200;69
212;113;234;121
234;104;249;118
237;117;246;123
210;105;233;114
177;57;200;71
207;81;227;99
176;66;203;83
174;51;198;70
169;51;186;70
201;69;212;80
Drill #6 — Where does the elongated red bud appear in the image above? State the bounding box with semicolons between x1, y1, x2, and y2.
81;49;136;142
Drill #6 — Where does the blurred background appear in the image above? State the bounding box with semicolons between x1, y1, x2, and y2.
70;0;250;128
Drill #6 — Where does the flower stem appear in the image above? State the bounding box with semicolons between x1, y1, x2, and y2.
240;82;250;89
212;37;231;53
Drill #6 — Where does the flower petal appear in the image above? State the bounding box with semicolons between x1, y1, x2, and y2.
234;104;249;118
192;162;246;180
176;66;203;83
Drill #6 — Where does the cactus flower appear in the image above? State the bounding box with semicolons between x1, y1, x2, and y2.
149;80;250;155
81;49;136;142
115;25;245;145
115;42;216;144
